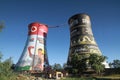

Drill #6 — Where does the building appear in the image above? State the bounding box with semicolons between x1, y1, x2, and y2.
67;13;109;68
15;22;49;72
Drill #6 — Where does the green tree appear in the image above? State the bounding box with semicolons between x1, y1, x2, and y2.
63;63;67;70
67;53;88;75
89;54;106;75
0;53;18;80
0;52;3;62
0;21;4;32
52;63;62;71
2;57;13;77
111;59;120;68
67;53;107;75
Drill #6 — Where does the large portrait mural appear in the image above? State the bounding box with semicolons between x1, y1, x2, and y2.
15;22;49;72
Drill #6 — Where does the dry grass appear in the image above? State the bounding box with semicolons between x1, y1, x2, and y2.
95;74;120;80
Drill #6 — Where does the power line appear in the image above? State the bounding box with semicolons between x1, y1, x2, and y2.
48;23;67;28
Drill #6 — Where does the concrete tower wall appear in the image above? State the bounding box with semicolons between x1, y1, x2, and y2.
68;13;102;62
15;22;49;72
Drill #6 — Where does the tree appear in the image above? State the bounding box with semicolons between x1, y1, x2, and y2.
0;21;4;32
67;53;88;75
0;52;3;62
110;59;120;68
0;53;18;80
67;53;107;75
89;54;106;75
1;57;13;77
63;63;67;70
52;63;62;71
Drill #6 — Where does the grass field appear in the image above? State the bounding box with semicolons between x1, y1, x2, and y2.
5;74;120;80
61;77;95;80
95;74;120;80
59;74;120;80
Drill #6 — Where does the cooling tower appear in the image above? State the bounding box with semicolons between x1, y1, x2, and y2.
67;13;109;68
15;22;49;72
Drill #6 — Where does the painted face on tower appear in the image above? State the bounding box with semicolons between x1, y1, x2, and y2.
38;48;43;56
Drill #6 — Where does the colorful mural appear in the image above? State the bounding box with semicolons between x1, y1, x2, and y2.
15;22;49;72
68;13;102;63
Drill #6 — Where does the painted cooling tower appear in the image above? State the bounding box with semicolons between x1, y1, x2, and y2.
15;22;49;72
67;13;102;63
67;13;110;68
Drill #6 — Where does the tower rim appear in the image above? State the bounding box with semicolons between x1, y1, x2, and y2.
28;22;48;28
68;13;90;25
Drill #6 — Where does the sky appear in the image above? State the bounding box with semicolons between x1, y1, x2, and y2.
0;0;120;66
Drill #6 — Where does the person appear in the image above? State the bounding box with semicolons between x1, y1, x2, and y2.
28;46;44;71
34;48;44;71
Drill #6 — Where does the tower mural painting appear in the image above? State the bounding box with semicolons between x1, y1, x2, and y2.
67;13;109;68
15;22;49;72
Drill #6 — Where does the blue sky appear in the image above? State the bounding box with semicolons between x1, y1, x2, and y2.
0;0;120;66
